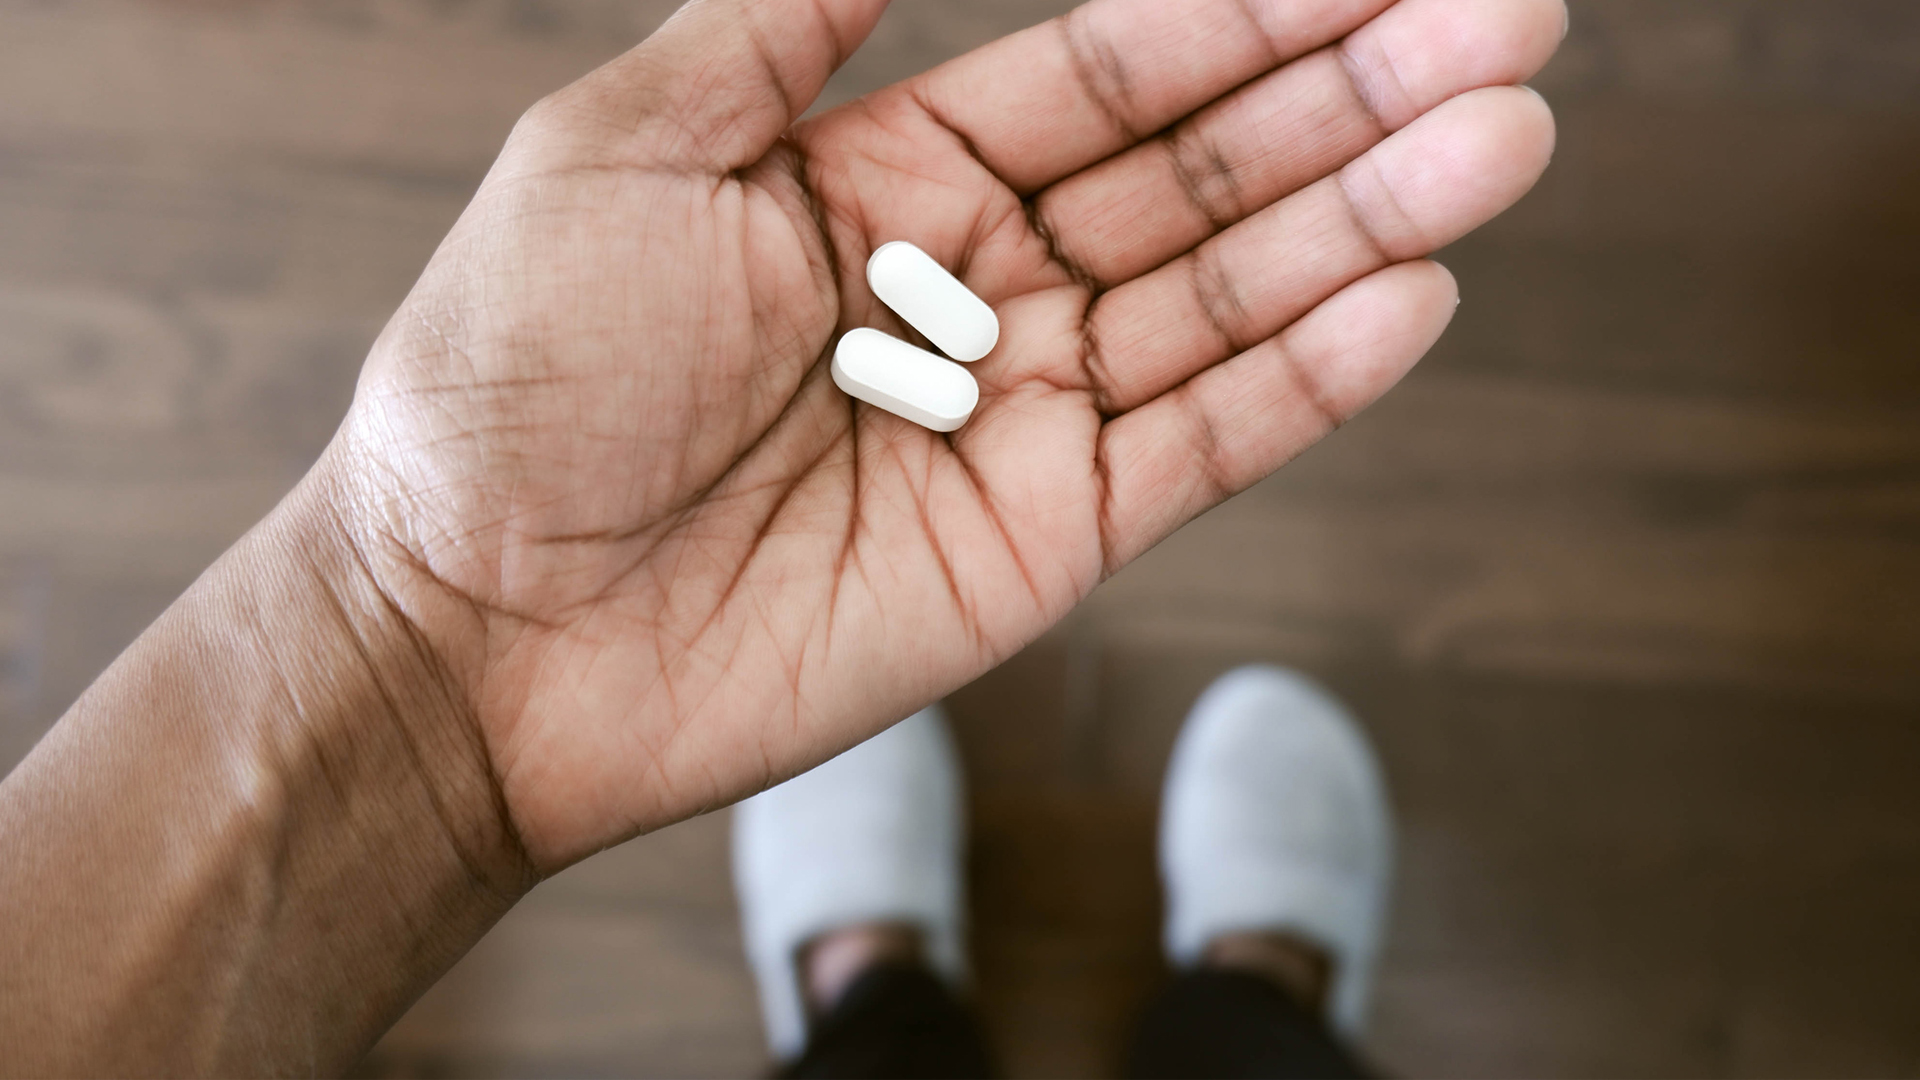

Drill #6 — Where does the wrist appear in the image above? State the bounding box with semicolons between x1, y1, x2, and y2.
0;451;536;1073
255;452;537;901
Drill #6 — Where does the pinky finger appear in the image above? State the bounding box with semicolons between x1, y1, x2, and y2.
1095;260;1459;570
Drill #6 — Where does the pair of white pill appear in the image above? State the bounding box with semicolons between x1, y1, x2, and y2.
832;241;999;432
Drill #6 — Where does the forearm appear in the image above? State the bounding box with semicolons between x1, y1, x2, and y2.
0;458;534;1076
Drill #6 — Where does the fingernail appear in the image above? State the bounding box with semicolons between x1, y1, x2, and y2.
1561;4;1572;40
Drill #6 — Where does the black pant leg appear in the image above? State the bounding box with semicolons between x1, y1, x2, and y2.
779;962;997;1080
1125;969;1371;1080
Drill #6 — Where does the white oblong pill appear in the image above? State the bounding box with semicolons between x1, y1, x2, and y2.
867;241;1001;363
832;328;980;432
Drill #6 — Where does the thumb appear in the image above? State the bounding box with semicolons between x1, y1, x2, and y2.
544;0;894;173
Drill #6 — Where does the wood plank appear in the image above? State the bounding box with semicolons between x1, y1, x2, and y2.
5;2;1920;1078
1444;103;1920;404
0;2;668;169
1541;1;1920;105
361;812;764;1079
0;556;52;771
1090;369;1920;702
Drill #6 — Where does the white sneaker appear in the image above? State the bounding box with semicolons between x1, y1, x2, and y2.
1159;666;1395;1038
730;706;968;1060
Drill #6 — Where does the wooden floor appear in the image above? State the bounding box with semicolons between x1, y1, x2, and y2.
5;1;1920;1076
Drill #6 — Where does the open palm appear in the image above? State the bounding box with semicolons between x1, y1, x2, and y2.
335;0;1562;869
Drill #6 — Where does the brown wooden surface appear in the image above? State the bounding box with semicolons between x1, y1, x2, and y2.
4;2;1920;1076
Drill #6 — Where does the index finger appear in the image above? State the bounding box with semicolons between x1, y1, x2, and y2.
910;0;1398;193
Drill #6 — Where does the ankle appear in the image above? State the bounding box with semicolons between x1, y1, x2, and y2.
1201;929;1333;1019
798;922;926;1016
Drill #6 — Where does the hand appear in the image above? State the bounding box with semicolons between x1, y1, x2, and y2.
328;0;1563;869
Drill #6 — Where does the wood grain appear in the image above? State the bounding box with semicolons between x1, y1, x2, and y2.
3;1;1918;1076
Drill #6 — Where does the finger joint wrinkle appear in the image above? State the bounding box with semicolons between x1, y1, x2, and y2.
1228;0;1287;71
1335;37;1398;133
906;81;1021;194
1180;386;1236;507
1189;249;1254;354
1078;296;1124;416
1335;163;1408;266
1165;127;1245;231
1023;196;1105;295
1279;336;1346;433
1060;9;1145;144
